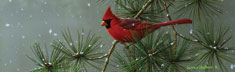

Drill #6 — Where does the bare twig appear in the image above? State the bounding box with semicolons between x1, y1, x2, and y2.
124;44;135;61
125;0;155;62
161;0;209;56
87;53;109;60
161;0;205;47
162;0;176;62
134;0;154;19
91;1;155;71
101;41;119;72
132;0;155;72
88;0;153;61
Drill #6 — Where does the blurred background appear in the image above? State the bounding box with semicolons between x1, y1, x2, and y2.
0;0;234;72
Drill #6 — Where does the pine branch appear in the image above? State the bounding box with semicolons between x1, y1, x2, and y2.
87;54;109;60
175;0;222;23
114;0;163;23
191;23;235;72
52;29;105;71
88;1;161;70
131;0;154;71
112;31;193;72
27;42;67;72
161;0;210;57
126;46;135;61
162;0;177;62
102;41;119;72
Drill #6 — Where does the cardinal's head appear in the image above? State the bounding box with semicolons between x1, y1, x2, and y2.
101;6;119;29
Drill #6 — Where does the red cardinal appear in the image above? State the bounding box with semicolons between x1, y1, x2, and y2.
101;6;192;43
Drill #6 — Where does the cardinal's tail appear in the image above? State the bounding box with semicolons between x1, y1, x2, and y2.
155;18;192;28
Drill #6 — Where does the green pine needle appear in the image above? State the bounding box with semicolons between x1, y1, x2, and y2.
53;29;105;71
191;23;235;72
112;0;164;23
113;30;194;72
175;0;222;23
26;42;67;72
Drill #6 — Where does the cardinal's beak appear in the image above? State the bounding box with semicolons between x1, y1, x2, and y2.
101;21;108;26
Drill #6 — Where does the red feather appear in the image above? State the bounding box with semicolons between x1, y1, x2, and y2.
101;7;192;42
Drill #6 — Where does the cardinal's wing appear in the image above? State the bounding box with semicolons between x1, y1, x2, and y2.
119;18;153;31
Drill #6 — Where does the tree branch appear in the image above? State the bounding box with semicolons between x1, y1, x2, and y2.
87;53;109;60
162;0;176;62
161;0;209;56
101;41;119;72
134;0;154;19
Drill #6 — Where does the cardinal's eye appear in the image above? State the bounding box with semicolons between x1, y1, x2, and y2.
104;19;112;25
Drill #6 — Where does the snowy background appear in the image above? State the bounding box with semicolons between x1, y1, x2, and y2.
0;0;234;72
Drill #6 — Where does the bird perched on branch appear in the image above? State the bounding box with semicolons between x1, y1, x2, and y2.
101;6;192;43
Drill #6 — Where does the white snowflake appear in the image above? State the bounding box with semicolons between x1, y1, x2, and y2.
100;44;103;48
166;14;169;16
16;68;20;71
20;8;24;11
5;24;10;27
53;33;58;36
69;43;73;46
80;51;84;54
38;34;41;37
29;15;33;18
21;35;25;39
40;9;44;13
189;29;193;34
44;2;47;4
49;29;52;34
88;44;92;47
88;3;91;7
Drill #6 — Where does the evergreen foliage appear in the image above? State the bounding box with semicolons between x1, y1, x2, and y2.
27;0;234;72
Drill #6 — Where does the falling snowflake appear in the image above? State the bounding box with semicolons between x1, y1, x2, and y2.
9;60;12;64
45;21;48;24
161;64;165;68
81;32;84;35
4;63;7;66
19;8;24;11
69;43;73;46
80;51;84;54
116;65;120;67
22;35;25;39
5;23;10;27
189;29;193;34
166;14;169;16
88;44;92;47
29;15;33;18
49;29;52;34
132;23;135;26
44;2;47;4
88;3;91;7
53;33;58;36
40;9;44;13
16;68;20;71
231;64;234;69
38;34;41;37
56;13;60;16
100;44;103;48
10;35;14;38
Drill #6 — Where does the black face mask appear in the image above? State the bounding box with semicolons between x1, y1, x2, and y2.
103;19;112;29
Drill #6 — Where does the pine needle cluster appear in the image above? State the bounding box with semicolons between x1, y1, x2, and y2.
27;0;234;72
